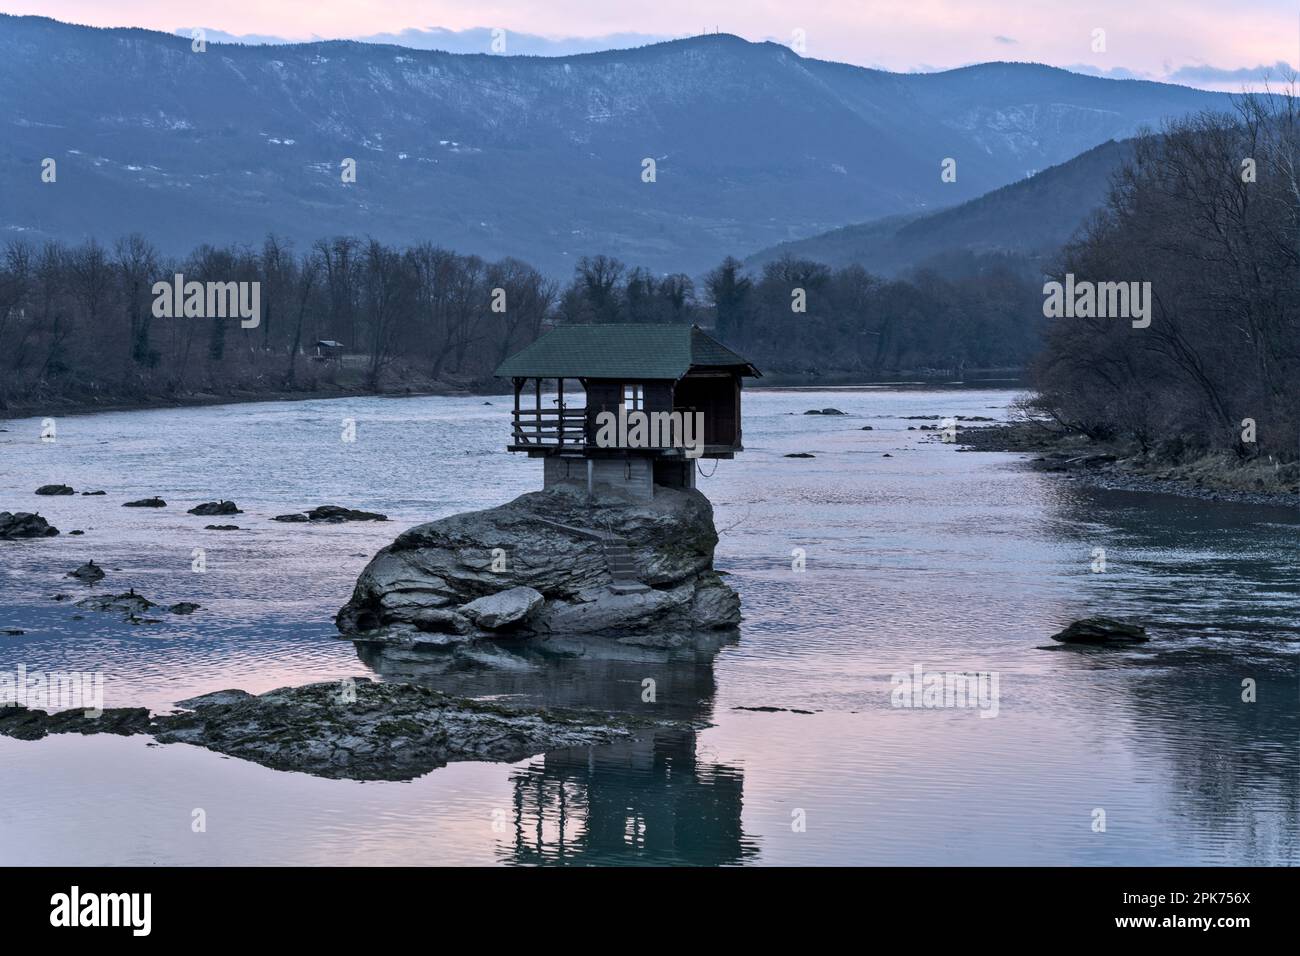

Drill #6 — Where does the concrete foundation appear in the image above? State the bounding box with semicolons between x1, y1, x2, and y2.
542;455;695;499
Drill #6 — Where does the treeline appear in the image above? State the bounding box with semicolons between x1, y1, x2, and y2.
0;235;1045;410
0;236;556;408
561;252;1043;377
1032;95;1300;461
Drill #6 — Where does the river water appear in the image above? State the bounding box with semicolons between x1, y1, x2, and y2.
1;389;1296;865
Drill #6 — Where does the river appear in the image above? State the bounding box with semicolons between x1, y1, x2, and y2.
1;388;1296;865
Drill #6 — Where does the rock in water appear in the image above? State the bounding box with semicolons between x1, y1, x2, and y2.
273;506;387;523
67;560;105;583
35;484;74;495
306;505;387;522
188;500;242;516
1051;617;1149;645
76;591;158;615
336;485;740;642
153;679;650;781
0;512;60;539
123;497;166;508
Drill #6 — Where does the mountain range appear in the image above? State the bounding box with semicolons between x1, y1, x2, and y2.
0;15;1232;276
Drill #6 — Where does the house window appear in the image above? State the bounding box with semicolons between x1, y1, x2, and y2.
622;384;643;410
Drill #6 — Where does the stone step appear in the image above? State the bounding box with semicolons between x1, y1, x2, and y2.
609;582;652;595
602;536;646;588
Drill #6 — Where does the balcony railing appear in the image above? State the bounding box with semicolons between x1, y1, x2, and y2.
511;405;730;454
511;407;589;448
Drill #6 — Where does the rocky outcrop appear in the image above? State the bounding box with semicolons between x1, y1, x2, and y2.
123;497;166;508
67;560;105;583
0;512;59;539
35;484;74;495
188;500;241;516
1051;617;1149;645
274;505;388;523
2;676;660;780
336;484;740;644
153;679;652;780
0;679;659;781
76;590;157;615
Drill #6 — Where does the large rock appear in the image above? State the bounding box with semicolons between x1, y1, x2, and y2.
0;512;59;539
336;484;739;641
461;586;544;630
1051;617;1149;645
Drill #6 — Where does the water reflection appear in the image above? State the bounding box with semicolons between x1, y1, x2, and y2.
355;629;759;865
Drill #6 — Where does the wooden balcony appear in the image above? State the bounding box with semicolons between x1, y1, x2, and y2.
509;407;590;451
508;405;739;458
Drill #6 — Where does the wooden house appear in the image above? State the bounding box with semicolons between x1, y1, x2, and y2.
495;324;760;498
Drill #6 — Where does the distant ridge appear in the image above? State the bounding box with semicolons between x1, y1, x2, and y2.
0;15;1229;274
746;139;1134;275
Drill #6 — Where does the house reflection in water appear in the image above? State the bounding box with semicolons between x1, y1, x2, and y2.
354;629;758;865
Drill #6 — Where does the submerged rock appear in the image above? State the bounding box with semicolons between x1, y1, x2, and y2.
0;512;59;539
153;679;654;781
0;706;152;741
274;505;387;523
306;505;387;522
67;560;105;583
188;500;242;516
168;602;201;615
76;590;157;615
336;484;740;642
1051;617;1149;645
81;490;107;496
35;484;74;495
204;524;240;531
123;497;166;508
804;408;846;415
784;453;815;458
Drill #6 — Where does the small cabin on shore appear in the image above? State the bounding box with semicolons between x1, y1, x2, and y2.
312;340;345;363
495;324;760;499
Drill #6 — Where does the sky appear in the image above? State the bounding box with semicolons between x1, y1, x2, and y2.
3;0;1298;91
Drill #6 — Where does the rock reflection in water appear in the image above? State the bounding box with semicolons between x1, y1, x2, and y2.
354;628;758;864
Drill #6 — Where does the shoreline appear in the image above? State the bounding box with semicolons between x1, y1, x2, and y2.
0;380;496;422
1;368;1028;422
959;421;1300;509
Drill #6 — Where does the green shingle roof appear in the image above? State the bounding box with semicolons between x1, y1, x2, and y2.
495;324;760;380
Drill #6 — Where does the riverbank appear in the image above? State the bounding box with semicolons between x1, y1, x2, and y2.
959;420;1300;508
2;367;1027;419
0;375;503;419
